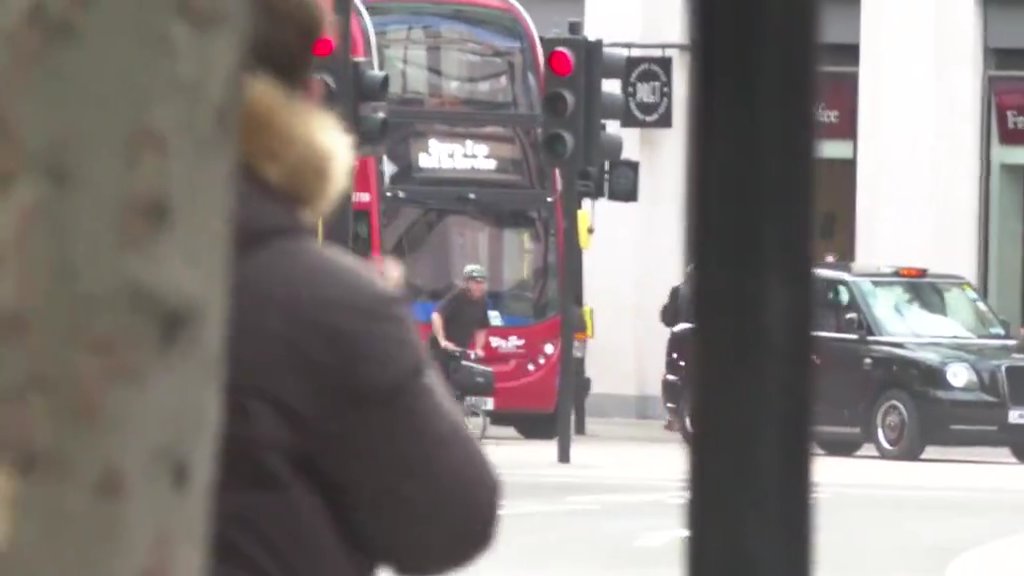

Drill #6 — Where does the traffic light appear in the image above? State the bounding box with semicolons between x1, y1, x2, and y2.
311;36;389;151
579;39;626;199
606;159;639;202
540;37;588;171
351;58;388;148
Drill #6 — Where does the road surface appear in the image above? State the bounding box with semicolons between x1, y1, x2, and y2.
428;420;1024;576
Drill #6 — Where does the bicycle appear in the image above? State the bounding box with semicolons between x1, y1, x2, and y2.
444;348;494;441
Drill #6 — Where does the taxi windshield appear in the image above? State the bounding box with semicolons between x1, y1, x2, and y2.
853;278;1010;339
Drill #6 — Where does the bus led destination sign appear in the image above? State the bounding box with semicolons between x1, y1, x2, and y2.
417;138;499;171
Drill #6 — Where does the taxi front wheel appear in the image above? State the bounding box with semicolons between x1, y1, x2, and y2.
869;389;926;461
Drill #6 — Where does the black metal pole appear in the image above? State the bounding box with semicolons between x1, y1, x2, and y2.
687;0;815;575
557;173;581;463
566;18;588;438
574;364;587;435
318;0;354;249
333;0;354;117
556;18;587;459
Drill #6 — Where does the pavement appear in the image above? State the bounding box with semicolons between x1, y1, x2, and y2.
401;419;1024;576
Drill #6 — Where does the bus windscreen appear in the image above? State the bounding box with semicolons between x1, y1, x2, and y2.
381;204;557;327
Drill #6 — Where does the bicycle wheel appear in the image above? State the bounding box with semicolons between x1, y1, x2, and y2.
464;403;489;441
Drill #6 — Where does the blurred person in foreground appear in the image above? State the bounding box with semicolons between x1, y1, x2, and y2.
212;0;499;574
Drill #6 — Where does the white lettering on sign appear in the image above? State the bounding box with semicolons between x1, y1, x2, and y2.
634;81;662;105
489;335;525;353
1007;110;1024;130
814;102;840;124
351;191;371;204
417;138;499;171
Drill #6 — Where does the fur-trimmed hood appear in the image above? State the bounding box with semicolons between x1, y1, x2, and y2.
238;73;357;224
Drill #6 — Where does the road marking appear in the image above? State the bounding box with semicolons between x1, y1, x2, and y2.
633;528;691;547
498;468;684;481
498;503;602;516
567;491;687;504
501;475;1024;497
946;531;1024;576
816;486;1024;499
567;490;825;505
500;475;684;487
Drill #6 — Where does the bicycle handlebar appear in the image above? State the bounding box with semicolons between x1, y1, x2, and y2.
445;347;479;361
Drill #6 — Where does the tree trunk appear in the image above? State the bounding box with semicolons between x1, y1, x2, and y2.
0;2;244;574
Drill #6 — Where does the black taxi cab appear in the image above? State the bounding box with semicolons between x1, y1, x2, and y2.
663;262;1024;462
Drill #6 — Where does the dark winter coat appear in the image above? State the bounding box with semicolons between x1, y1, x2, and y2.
212;73;499;576
660;273;696;328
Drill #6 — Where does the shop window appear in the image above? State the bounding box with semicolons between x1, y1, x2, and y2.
985;77;1024;331
812;71;858;263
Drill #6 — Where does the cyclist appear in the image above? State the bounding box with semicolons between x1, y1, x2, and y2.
430;264;491;383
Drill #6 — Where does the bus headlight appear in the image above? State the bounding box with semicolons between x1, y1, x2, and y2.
945;363;978;389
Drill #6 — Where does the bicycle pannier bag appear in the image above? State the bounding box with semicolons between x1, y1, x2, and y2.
449;359;495;397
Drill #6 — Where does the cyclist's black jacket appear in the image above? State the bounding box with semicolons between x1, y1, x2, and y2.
430;288;489;351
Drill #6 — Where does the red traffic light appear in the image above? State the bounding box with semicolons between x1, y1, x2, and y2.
547;47;575;77
312;36;335;57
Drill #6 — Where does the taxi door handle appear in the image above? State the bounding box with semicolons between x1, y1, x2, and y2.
862;357;873;370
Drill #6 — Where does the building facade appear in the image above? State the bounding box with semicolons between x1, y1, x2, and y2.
516;0;1021;419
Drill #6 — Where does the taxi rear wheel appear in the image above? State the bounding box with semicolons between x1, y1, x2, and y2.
869;389;926;461
815;439;864;457
1009;444;1024;463
676;387;694;445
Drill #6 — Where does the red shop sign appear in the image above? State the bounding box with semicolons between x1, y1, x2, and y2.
815;73;858;141
993;79;1024;146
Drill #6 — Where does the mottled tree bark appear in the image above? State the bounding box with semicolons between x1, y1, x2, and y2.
0;1;244;574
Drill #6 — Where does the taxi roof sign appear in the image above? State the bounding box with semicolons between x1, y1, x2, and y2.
895;266;928;278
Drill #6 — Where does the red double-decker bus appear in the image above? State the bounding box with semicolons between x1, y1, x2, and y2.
355;0;564;439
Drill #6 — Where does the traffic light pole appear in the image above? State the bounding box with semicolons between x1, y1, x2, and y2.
332;0;354;121
315;0;355;249
539;35;589;463
557;172;582;463
568;21;587;438
569;194;587;437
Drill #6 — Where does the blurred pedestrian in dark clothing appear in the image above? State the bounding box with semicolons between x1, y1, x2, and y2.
660;264;695;431
660;264;696;328
212;1;499;575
